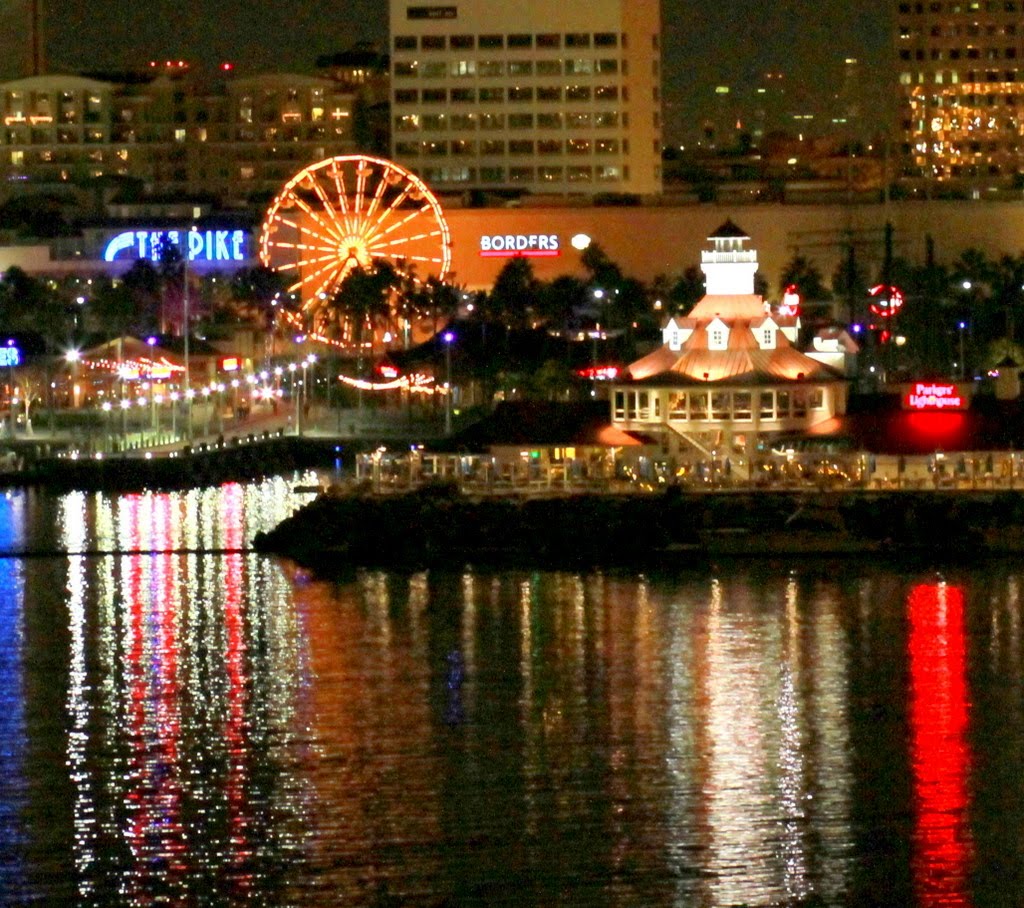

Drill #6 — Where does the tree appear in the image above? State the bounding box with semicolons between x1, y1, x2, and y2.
580;242;624;290
536;275;588;332
831;248;869;324
0;267;47;331
122;260;162;335
669;266;705;314
89;279;136;343
489;257;539;329
780;255;831;301
322;261;399;351
230;265;290;358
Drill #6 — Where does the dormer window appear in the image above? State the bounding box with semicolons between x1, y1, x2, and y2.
760;326;777;349
707;318;729;351
668;327;681;350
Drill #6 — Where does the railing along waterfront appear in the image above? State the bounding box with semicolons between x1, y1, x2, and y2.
354;450;1024;495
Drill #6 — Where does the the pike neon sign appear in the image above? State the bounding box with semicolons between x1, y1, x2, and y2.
104;229;247;263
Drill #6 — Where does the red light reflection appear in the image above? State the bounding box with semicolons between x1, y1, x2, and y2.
908;582;973;906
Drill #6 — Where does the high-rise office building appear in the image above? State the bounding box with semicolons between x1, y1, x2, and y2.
896;0;1024;181
388;0;662;196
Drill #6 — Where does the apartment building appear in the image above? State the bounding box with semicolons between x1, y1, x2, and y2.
897;0;1024;181
388;0;662;197
0;68;357;205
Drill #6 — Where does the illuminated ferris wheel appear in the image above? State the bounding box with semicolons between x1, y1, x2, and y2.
259;154;452;327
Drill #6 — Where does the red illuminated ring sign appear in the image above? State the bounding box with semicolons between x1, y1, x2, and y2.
869;284;904;318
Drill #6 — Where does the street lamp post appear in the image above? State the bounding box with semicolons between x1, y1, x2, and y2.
443;331;454;435
182;226;197;442
958;320;967;380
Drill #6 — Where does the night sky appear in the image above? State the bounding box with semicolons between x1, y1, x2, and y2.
1;0;893;143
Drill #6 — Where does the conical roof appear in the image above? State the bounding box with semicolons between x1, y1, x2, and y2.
708;219;749;240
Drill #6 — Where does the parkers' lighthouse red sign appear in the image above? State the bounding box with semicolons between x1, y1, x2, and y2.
903;382;968;411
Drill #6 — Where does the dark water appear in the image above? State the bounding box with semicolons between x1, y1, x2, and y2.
0;480;1022;906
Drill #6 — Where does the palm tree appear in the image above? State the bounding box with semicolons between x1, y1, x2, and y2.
780;254;831;302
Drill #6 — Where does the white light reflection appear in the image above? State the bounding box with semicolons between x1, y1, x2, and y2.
779;575;809;903
55;480;312;900
702;576;779;904
61;491;95;897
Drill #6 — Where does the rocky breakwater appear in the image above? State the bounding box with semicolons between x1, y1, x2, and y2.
253;482;1024;571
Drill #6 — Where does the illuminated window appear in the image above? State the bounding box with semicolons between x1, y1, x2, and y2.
174;128;186;142
689;393;707;420
733;392;752;419
10;150;23;166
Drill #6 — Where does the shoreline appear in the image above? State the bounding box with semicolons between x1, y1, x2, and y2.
252;482;1024;571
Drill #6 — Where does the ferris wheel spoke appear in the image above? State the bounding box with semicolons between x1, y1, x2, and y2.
353;159;371;218
306;175;348;240
285;192;345;245
363;174;390;224
373;252;444;266
361;185;414;246
284;255;347;295
373;204;434;242
328;162;356;236
272;212;341;251
272;251;341;273
369;229;444;251
272;241;338;254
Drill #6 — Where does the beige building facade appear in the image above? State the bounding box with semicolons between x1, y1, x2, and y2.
388;0;662;197
0;71;357;205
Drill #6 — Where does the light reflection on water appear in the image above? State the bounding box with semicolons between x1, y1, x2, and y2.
2;480;1024;905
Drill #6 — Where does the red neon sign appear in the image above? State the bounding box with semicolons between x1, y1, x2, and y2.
575;366;620;380
904;382;966;411
778;284;801;317
869;284;904;318
377;364;399;379
220;357;240;372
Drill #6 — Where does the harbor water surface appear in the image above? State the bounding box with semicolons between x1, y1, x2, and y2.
0;477;1019;906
